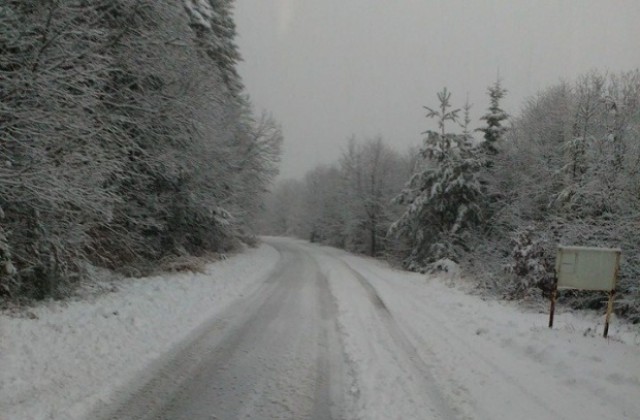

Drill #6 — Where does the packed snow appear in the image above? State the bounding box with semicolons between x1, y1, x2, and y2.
0;245;280;420
2;239;639;420
315;243;640;420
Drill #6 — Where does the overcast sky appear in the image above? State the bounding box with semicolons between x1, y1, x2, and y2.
234;0;640;180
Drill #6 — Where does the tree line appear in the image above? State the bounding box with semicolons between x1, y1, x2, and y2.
263;70;640;322
0;0;282;300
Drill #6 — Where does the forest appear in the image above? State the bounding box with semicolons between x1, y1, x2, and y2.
2;1;639;323
262;71;640;322
2;3;639;419
0;0;282;300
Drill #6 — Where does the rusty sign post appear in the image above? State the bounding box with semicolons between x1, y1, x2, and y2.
548;276;558;329
552;246;621;338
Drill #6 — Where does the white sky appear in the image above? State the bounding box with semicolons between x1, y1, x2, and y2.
234;0;640;179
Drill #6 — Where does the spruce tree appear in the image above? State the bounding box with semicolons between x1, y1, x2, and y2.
478;78;508;156
391;88;483;269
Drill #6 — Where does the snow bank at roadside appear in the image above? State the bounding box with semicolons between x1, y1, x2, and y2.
336;250;640;420
0;244;280;420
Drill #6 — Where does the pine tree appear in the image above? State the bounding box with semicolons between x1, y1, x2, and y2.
460;96;473;139
478;78;508;156
391;88;484;270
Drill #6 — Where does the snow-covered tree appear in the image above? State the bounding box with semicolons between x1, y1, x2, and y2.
340;137;405;256
0;0;282;299
258;179;307;236
505;226;555;299
459;96;473;138
391;88;484;270
467;70;640;318
477;78;509;157
260;136;407;257
304;165;346;245
184;0;244;95
0;0;122;297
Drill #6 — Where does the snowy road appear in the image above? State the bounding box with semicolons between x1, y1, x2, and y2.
92;237;640;420
97;237;457;419
94;238;640;420
8;238;637;420
97;238;351;419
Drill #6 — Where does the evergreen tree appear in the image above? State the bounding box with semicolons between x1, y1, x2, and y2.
184;0;244;95
477;78;509;156
460;96;473;139
391;88;484;270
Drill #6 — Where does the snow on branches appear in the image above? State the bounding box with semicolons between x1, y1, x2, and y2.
391;88;484;271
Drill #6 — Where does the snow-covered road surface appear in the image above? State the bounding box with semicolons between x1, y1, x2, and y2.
2;237;639;419
98;238;350;419
316;243;640;420
0;245;281;420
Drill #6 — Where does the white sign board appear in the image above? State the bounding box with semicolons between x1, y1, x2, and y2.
555;246;621;291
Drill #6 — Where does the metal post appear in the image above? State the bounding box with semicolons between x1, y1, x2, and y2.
603;289;616;338
604;251;621;338
549;277;558;329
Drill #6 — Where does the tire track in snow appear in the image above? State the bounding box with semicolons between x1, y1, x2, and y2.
340;257;623;420
93;249;288;420
334;260;461;420
94;240;352;420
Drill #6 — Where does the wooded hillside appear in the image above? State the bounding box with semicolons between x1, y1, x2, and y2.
0;0;281;300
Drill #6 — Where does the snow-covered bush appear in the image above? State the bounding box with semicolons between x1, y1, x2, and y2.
505;227;555;299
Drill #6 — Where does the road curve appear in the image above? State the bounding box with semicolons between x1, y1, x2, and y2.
97;238;349;420
95;238;640;420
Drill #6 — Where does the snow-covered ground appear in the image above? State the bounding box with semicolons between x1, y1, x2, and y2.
314;243;640;420
2;238;639;420
0;245;280;420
